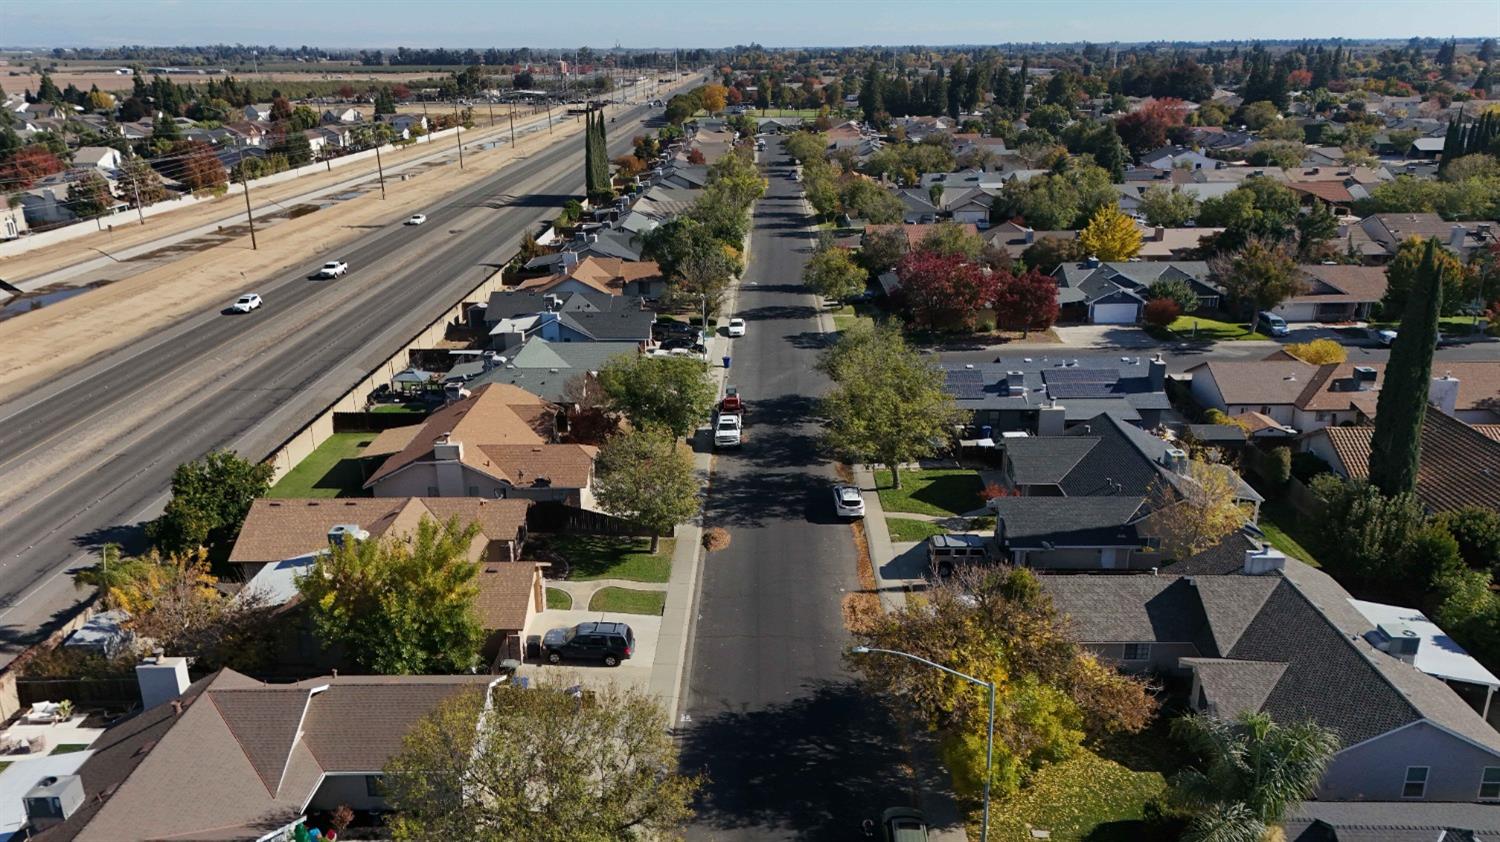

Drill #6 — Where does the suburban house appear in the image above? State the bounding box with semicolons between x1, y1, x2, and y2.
379;113;426;139
988;412;1261;569
464;336;640;402
321;107;365;124
864;222;981;255
1043;551;1500;803
70;146;123;176
512;255;667;299
1270;264;1388;323
943;355;1172;433
1051;260;1222;324
1114;181;1238;218
1188;359;1500;432
242;102;274;122
982;222;1078;259
222;121;266;146
1303;408;1500;513
1357;213;1497;260
361;383;598;507
483;289;655;350
228;496;533;580
26;661;501;840
1;203;29;239
1138;146;1222;171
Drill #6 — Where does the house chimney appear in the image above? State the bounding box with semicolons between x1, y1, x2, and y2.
135;656;191;711
1023;227;1035;244
1037;403;1067;436
1149;353;1167;391
1428;373;1459;416
1242;546;1288;575
1153;225;1166;242
1450;225;1467;249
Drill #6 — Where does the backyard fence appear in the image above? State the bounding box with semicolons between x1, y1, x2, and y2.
527;502;653;537
17;677;139;709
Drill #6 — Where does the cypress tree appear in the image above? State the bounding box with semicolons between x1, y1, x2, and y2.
1368;238;1444;497
584;110;599;197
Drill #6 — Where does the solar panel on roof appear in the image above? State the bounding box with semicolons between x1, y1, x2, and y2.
1047;382;1121;399
946;369;988;400
1042;368;1119;384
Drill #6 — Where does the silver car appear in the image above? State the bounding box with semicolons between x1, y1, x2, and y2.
833;484;865;518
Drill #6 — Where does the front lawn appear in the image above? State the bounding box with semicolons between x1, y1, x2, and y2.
1168;315;1268;342
588;587;667;615
830;300;881;334
545;535;674;583
988;751;1168;842
50;744;92;755
267;432;378;498
873;468;984;518
545;588;573;610
1257;499;1322;567
886;517;949;543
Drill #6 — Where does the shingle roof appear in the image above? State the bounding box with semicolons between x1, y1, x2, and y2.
1002;437;1100;485
474;443;596;489
991;497;1145;548
474;562;540;631
364;384;556;487
1285;801;1500;837
1179;658;1288;718
1313;409;1500;512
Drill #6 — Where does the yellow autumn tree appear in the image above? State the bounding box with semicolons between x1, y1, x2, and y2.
699;84;728;114
1284;338;1347;365
1143;460;1254;559
1078;205;1143;261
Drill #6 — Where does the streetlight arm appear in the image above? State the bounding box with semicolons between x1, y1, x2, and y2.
851;646;989;689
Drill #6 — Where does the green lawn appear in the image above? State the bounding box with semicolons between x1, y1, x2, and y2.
1168;315;1269;342
1258;499;1322;567
989;751;1169;842
50;744;92;755
886;517;949;543
588;587;667;615
370;403;429;414
830;301;881;334
546;535;674;583
873;468;984;518
545;588;573;610
1370;316;1491;334
267;432;378;498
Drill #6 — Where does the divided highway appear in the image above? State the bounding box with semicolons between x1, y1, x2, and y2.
0;102;659;662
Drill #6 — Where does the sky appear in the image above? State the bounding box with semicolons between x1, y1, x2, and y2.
4;0;1498;49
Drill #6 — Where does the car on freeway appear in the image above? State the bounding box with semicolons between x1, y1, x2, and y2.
727;317;747;337
833;484;865;518
541;621;634;667
229;293;262;313
406;213;427;226
314;260;349;279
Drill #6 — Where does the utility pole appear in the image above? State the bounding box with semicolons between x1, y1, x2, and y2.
242;177;258;250
453;106;464;169
508;107;516;145
546;101;553;135
129;171;145;225
488;99;495;126
373;141;387;199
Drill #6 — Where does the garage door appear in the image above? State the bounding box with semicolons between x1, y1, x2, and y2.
1092;303;1139;324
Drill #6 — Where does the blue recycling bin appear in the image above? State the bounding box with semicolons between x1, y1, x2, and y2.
980;425;993;439
722;355;732;370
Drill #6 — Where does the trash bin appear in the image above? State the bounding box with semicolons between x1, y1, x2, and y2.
980;425;993;440
722;355;732;370
525;635;542;661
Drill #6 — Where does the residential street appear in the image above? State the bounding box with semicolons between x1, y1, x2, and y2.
679;138;911;839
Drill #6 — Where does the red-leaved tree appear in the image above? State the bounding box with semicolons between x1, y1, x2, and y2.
1114;97;1187;159
178;141;228;192
895;252;999;331
0;146;65;189
993;267;1060;335
1143;298;1181;327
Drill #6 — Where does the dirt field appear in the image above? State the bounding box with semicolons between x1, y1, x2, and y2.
0;112;590;404
1;64;446;95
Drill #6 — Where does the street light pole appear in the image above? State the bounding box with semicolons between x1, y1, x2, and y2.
851;646;994;842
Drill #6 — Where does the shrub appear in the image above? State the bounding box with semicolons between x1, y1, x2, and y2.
1285;338;1347;365
1143;298;1181;327
1435;507;1500;574
1266;446;1292;485
702;527;731;553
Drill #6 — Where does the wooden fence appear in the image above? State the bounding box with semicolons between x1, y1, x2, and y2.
17;677;139;709
526;502;652;537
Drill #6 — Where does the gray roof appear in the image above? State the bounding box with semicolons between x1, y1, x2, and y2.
942;357;1166;415
1286;801;1500;839
577;228;644;261
467;338;638;401
1053;261;1221;306
484;288;636;321
1003;438;1100;485
990;496;1145;549
1186;423;1248;444
559;308;655;341
1180;658;1289;720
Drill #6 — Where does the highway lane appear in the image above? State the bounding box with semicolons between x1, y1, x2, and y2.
0;102;657;656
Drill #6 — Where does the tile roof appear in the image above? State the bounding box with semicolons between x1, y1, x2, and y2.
1313;409;1500;511
364;384;556;487
515;257;664;296
474;562;541;631
229;496;531;567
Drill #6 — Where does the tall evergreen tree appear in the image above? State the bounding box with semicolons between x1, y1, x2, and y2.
584;110;599;197
1369;238;1444;497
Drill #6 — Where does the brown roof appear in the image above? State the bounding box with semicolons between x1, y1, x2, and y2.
474;562;540;631
1315;410;1500;511
365;423;420;458
365;383;556;487
1291;264;1388;304
516;256;664;295
229;496;530;566
1475;425;1500;443
472;443;597;489
1285;180;1356;204
52;670;496;841
1193;360;1498;417
1190;359;1318;405
1229;411;1295;435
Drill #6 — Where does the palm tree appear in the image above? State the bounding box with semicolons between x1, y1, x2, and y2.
1170;711;1341;842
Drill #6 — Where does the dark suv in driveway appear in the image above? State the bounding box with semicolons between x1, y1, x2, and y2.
541;622;635;667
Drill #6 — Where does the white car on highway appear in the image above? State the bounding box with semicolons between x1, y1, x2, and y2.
833;484;865;518
406;214;427;226
230;293;262;313
315;260;349;279
727;317;746;337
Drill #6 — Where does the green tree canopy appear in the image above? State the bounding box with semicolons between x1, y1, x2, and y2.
297;516;484;674
1137;184;1199;228
592;427;702;552
803;245;868;301
1207;237;1303;316
146;451;274;555
597;354;716;439
1370;238;1444;497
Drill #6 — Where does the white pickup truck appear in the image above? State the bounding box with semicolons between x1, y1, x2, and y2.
713;414;742;449
314;260;349;279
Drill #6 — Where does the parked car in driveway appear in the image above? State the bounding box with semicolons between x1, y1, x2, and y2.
1256;310;1289;337
727;317;746;337
406;213;427;225
229;293;262;313
833;485;865;518
314;260;349;279
873;807;928;842
541;621;634;667
927;534;995;577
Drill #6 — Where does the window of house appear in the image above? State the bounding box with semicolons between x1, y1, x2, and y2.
426;486;439;496
468;486;480;496
1482;767;1500;800
1403;766;1429;799
365;774;385;797
1122;643;1152;661
1259;406;1271;414
1316;412;1330;422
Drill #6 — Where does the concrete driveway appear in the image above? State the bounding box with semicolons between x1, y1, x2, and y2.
516;609;661;693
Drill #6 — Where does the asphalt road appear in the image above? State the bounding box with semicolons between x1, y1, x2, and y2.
0;102;658;661
679;138;910;840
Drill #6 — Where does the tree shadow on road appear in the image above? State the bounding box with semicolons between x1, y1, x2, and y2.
680;679;910;840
